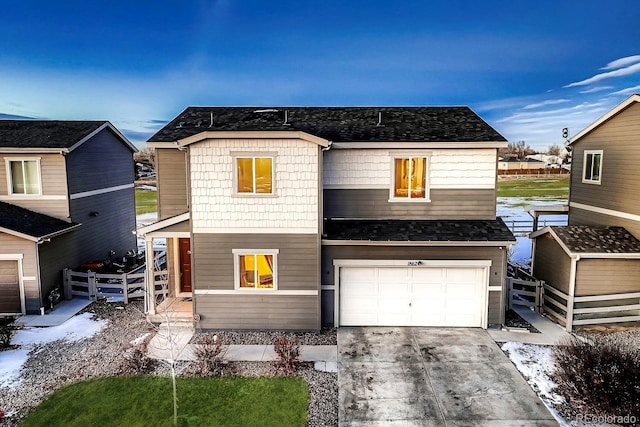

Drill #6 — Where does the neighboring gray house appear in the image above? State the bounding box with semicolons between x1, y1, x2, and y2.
532;94;640;331
139;107;515;330
0;121;137;315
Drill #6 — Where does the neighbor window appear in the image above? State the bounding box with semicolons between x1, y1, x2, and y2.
233;249;278;290
235;156;273;194
7;159;41;195
583;150;603;184
391;156;428;200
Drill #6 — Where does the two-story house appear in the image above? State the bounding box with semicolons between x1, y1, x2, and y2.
0;121;137;315
531;94;640;331
138;107;516;330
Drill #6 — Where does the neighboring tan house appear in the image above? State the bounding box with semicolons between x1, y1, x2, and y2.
531;94;640;331
139;107;515;330
0;121;137;315
498;157;546;172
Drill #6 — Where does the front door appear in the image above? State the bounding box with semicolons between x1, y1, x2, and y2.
178;238;192;293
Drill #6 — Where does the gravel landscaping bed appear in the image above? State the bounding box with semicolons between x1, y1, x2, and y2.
190;327;337;345
0;300;337;427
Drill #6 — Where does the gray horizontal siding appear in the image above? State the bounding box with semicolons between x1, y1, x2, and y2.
193;233;319;292
0;260;20;313
157;149;189;220
321;245;506;325
38;189;137;304
195;294;318;330
0;234;39;313
66;128;135;194
575;259;640;296
324;188;496;220
569;207;640;240
570;102;640;217
533;236;571;295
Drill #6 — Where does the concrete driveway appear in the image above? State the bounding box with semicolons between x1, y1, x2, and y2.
338;327;557;426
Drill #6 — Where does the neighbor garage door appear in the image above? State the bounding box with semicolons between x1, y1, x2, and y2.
0;260;21;314
339;265;487;327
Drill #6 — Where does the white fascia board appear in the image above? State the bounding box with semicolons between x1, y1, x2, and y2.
67;122;137;153
321;240;513;247
330;141;507;149
176;131;331;148
136;212;190;235
569;94;640;144
530;227;575;258
0;148;68;154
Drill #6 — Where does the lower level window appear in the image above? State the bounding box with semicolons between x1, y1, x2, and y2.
233;250;278;290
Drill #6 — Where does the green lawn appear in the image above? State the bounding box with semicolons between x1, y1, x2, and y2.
135;188;157;215
19;376;308;427
497;176;569;198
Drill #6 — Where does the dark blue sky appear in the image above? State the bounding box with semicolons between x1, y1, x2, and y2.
1;1;639;149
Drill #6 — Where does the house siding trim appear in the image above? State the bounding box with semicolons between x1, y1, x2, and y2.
570;202;640;224
69;183;134;200
322;240;514;247
330;141;508;149
194;289;317;296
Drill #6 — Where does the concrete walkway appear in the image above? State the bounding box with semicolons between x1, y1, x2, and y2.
15;298;92;327
338;327;557;426
488;305;573;345
147;330;338;372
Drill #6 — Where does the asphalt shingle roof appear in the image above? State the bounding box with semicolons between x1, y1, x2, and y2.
0;120;106;149
0;201;79;239
323;219;516;242
551;226;640;254
149;107;506;143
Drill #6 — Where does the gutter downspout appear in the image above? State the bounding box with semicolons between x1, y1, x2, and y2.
566;254;580;332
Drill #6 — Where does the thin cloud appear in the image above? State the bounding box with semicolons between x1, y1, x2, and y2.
522;99;569;110
579;85;613;94
610;85;640;96
565;61;640;87
601;55;640;70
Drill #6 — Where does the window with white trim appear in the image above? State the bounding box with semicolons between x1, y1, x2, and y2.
234;156;274;194
233;249;278;290
6;159;41;195
583;150;602;184
390;155;429;200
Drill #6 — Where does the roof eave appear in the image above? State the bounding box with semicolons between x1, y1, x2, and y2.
0;147;70;154
331;141;507;149
321;239;514;247
174;131;331;148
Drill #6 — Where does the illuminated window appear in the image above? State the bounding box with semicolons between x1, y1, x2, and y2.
583;150;602;184
236;156;273;194
392;156;428;200
233;250;278;290
6;159;41;195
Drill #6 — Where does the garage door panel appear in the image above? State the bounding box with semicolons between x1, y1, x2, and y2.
378;268;409;281
340;265;487;328
412;268;444;281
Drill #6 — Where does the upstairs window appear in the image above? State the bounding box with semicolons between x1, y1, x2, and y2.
391;156;428;200
235;156;273;194
583;150;602;184
7;159;41;195
233;249;278;290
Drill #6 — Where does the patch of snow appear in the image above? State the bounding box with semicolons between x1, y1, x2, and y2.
501;342;609;427
130;332;151;346
0;313;107;387
0;348;30;387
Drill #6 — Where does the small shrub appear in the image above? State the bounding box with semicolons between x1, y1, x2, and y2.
553;334;640;417
193;333;227;376
273;335;300;375
0;320;16;350
120;335;157;375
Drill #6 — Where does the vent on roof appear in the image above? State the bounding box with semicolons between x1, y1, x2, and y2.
209;112;214;128
253;109;279;113
283;110;290;126
177;121;185;128
376;111;384;127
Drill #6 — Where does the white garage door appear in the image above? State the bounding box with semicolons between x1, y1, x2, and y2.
339;265;487;327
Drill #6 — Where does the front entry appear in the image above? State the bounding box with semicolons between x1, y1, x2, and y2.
0;260;22;314
178;238;192;293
